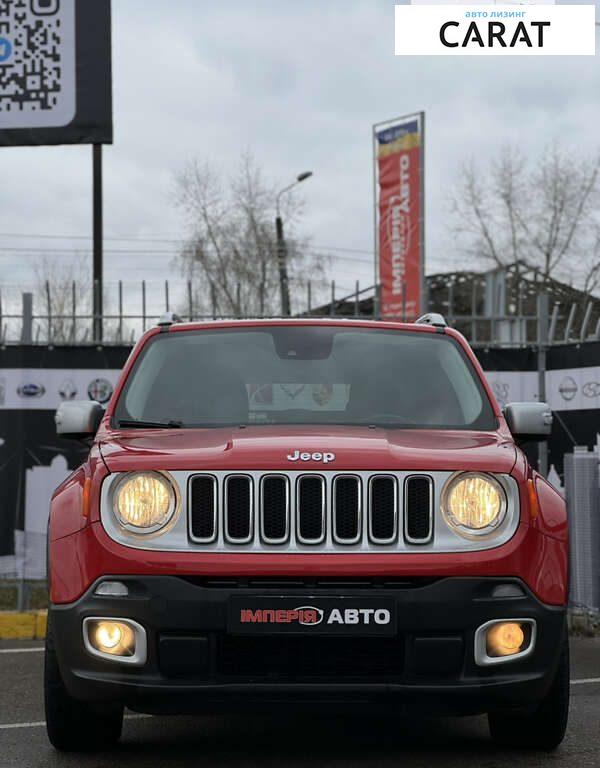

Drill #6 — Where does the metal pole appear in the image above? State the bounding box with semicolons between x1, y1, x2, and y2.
355;281;360;317
330;281;335;317
20;292;33;344
537;293;549;477
419;110;426;316
93;144;103;343
372;122;379;303
71;281;76;342
46;281;52;344
142;280;146;332
275;215;291;316
118;280;123;342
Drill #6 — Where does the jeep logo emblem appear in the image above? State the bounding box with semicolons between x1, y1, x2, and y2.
287;450;335;464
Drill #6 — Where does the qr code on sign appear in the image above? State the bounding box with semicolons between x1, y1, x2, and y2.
0;0;75;129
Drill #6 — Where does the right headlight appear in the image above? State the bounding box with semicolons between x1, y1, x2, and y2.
441;472;506;537
112;471;178;534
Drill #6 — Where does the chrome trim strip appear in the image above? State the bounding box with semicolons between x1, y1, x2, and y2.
224;474;254;544
296;474;326;545
404;474;434;545
332;474;362;545
82;617;147;667
368;474;398;545
100;470;521;554
474;618;537;667
260;474;290;545
187;474;218;544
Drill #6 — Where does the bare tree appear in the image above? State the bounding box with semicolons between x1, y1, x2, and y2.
33;256;128;343
174;153;323;316
449;144;600;294
33;255;91;343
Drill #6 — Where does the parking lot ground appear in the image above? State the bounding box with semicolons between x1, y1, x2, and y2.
1;637;599;767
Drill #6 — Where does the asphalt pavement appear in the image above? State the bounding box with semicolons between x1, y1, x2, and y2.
1;637;600;767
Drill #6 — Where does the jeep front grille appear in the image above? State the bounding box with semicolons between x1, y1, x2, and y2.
188;471;433;549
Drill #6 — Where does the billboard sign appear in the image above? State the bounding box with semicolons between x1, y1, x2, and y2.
0;0;112;146
374;113;424;320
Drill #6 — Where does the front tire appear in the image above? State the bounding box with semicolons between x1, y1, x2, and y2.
488;632;569;750
45;618;123;752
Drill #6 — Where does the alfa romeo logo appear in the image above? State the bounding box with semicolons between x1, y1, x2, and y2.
87;378;113;404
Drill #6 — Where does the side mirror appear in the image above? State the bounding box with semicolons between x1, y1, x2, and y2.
504;402;552;443
55;401;105;441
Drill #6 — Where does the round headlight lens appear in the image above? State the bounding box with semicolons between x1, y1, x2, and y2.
442;473;505;535
113;471;176;533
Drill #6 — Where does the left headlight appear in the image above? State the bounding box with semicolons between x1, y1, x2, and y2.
441;472;506;537
113;471;178;534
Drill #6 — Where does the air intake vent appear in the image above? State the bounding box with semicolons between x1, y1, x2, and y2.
189;475;217;542
404;476;433;543
333;476;361;543
225;475;253;543
297;475;325;544
260;475;289;543
369;476;397;543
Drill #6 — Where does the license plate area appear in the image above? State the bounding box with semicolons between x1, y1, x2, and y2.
227;596;397;636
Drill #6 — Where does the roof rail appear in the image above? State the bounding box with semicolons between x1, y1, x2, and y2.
415;313;447;328
157;312;182;328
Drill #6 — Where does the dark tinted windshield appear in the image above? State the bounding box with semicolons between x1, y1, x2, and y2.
113;326;496;430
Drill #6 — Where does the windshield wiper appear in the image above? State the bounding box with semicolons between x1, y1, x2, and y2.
117;419;183;429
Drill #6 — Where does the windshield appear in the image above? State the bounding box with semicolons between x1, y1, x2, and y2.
113;326;496;430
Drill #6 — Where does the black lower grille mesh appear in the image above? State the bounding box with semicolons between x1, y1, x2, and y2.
297;476;324;542
261;476;288;541
189;475;216;541
226;476;252;541
334;476;360;541
405;476;432;542
219;636;404;678
370;477;396;542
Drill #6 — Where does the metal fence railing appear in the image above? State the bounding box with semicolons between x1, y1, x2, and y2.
2;278;600;348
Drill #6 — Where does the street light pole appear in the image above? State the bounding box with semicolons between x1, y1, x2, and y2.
275;171;313;316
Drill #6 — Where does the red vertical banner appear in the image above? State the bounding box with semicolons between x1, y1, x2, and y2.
374;115;424;320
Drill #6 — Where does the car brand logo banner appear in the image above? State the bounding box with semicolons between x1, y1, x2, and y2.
395;4;595;56
374;113;424;321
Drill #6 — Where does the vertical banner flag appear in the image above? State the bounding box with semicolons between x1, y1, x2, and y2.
374;113;424;320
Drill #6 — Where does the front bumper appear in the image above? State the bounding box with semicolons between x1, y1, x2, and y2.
50;575;565;716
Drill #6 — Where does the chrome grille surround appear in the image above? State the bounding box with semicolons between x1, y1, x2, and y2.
296;474;326;545
259;474;290;545
100;470;521;554
403;474;434;544
368;474;398;545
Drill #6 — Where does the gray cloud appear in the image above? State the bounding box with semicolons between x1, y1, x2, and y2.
1;0;599;307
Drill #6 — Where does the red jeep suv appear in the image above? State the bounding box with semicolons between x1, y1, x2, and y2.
47;317;568;751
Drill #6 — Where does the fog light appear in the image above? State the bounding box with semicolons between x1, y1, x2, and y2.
89;620;134;656
474;618;536;666
83;617;147;666
486;622;525;657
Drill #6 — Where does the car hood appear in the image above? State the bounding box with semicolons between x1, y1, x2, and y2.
99;425;516;474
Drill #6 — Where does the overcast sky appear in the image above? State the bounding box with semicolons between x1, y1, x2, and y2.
1;0;599;314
